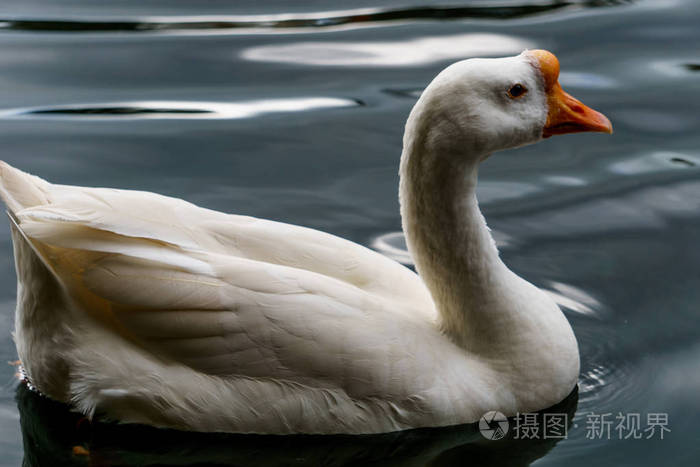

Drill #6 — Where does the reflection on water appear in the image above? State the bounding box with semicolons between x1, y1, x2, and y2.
0;1;629;34
0;0;698;465
241;33;532;67
543;281;601;317
558;71;617;89
0;98;359;120
17;384;578;467
610;151;700;175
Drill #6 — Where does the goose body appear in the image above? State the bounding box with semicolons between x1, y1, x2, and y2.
1;50;611;434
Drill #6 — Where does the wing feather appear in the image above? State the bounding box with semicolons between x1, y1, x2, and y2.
9;176;438;395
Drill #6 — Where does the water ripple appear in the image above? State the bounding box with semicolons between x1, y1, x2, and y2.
610;151;700;175
371;231;413;265
544;281;602;316
0;98;360;120
0;1;632;34
241;33;533;67
573;325;643;417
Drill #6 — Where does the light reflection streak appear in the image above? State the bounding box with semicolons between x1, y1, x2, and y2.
0;97;358;120
0;2;629;35
241;33;533;67
544;281;601;316
610;151;700;175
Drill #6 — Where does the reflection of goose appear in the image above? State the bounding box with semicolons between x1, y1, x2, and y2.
1;50;610;434
17;384;578;467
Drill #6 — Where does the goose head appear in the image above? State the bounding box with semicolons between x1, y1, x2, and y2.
399;50;611;361
405;49;612;161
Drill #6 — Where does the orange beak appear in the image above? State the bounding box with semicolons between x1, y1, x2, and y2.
529;50;613;138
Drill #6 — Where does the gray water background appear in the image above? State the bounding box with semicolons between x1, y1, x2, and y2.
0;0;698;465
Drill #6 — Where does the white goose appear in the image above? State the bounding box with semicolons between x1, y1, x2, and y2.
1;50;611;435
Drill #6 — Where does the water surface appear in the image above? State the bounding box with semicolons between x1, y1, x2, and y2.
0;0;698;465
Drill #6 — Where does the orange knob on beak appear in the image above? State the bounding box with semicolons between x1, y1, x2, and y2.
528;50;613;138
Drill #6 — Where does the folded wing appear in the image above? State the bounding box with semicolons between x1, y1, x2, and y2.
3;163;437;395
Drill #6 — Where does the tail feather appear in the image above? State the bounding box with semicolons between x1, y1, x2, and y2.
0;161;51;213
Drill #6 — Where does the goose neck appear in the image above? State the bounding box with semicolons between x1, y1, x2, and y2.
399;138;508;346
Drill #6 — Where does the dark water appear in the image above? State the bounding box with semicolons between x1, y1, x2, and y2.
0;0;699;465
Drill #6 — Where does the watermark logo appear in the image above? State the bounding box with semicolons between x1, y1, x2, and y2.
584;412;670;440
514;412;568;439
478;410;670;441
479;411;509;440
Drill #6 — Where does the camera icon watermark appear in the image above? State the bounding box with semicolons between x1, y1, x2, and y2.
478;411;509;440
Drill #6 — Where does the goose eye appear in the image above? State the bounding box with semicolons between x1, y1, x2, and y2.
507;83;528;99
